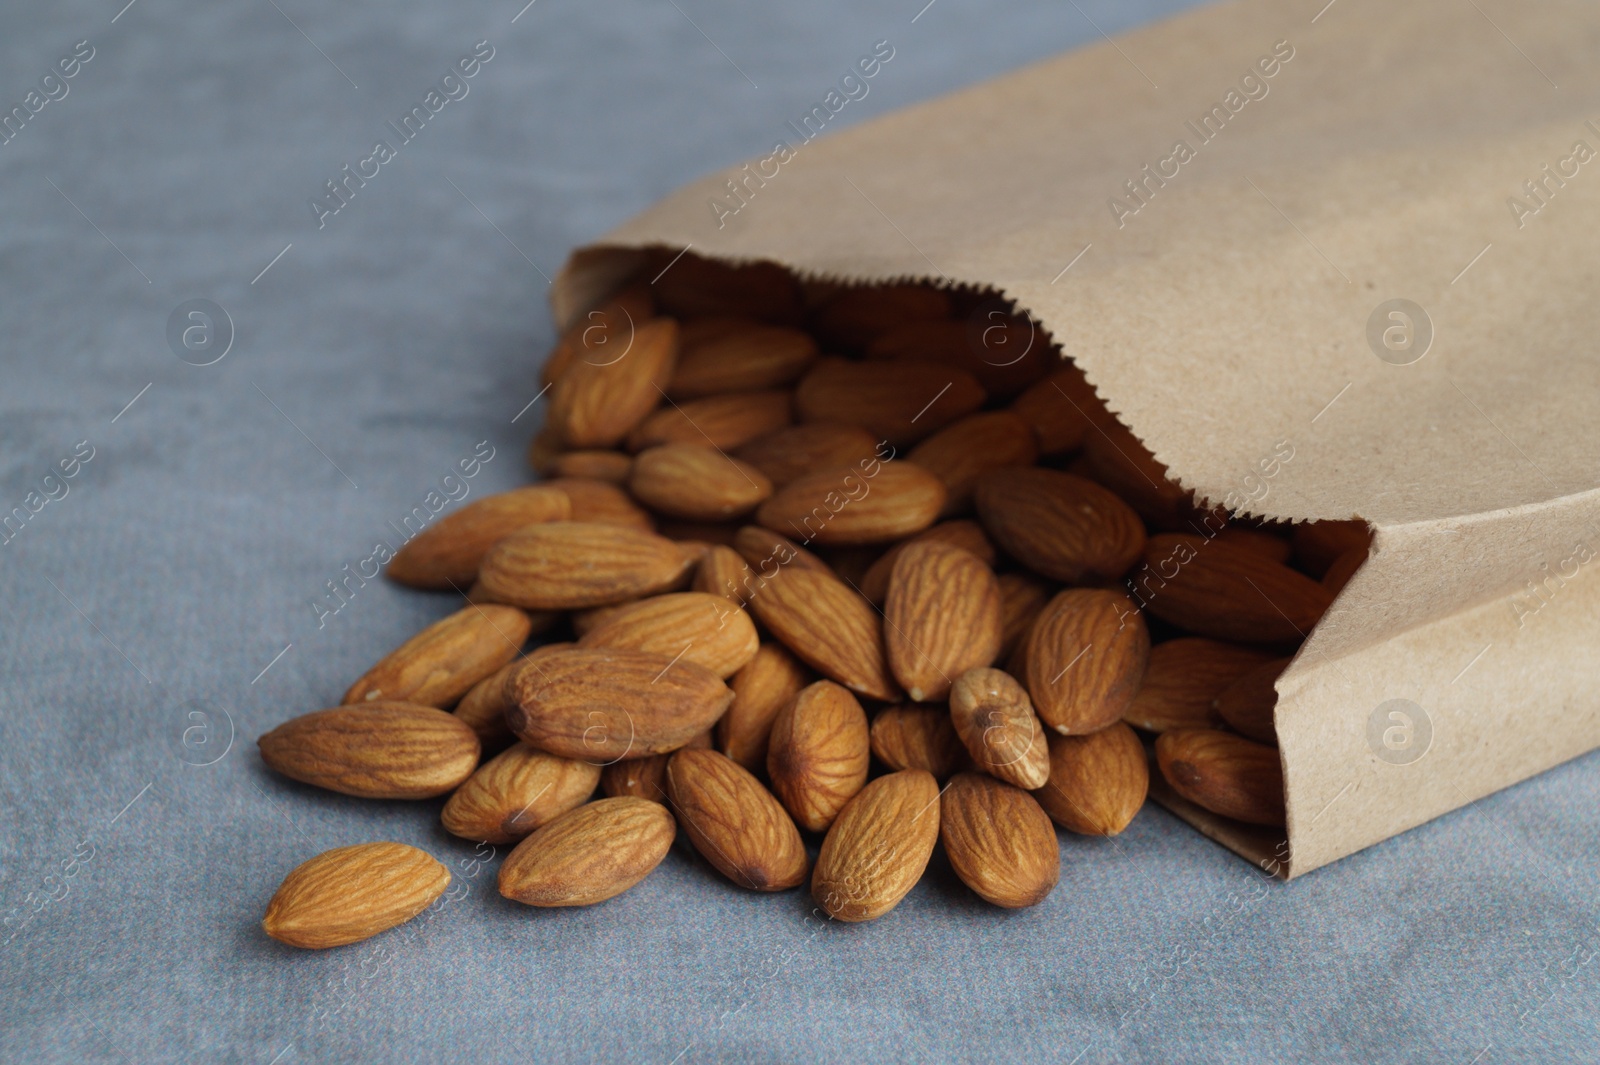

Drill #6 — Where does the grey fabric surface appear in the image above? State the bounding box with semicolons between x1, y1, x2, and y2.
2;0;1597;1061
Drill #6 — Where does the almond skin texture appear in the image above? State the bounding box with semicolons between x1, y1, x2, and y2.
941;773;1060;908
1135;534;1334;644
756;461;946;547
627;391;793;452
497;797;675;907
996;572;1052;662
263;843;449;949
548;316;679;448
344;604;532;708
717;643;810;772
440;743;601;844
859;519;996;607
869;705;965;778
541;283;654;387
865;317;1052;399
1034;723;1148;836
906;411;1040;516
258;703;481;799
1009;363;1108;455
766;680;871;833
975;467;1146;584
947;668;1051;790
601;730;711;803
1214;657;1290;744
1122;638;1274;733
667;324;818;399
666;749;809;891
885;541;1003;702
505;647;733;762
732;524;832;577
477;522;693;610
1155;728;1285;827
812;769;941;922
735;423;882;487
548;449;634;485
693;544;757;605
1082;421;1193;529
796;359;985;446
1026;589;1150;735
579;592;759;679
746;565;900;702
628;444;773;522
385;487;572;589
452;656;536;752
546;477;656;532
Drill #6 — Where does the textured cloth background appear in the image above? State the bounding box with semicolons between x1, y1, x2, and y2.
1;1;1597;1062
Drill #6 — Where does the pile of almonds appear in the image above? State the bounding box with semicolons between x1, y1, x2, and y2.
258;253;1371;949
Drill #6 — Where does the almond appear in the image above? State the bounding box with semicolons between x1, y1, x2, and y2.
548;316;678;448
497;797;676;907
343;604;532;708
601;730;711;803
452;642;573;749
734;423;883;487
766;680;871;832
755;460;945;547
1322;546;1367;595
258;703;480;799
1134;534;1333;643
1213;525;1293;564
906;411;1040;516
1009;363;1106;455
263;842;449;949
732;524;832;577
975;468;1146;583
651;254;802;323
996;572;1052;662
505;647;733;761
693;544;756;605
858;519;996;607
717;643;810;772
1291;518;1371;577
940;773;1060;908
476;522;693;610
810;284;950;351
1214;657;1289;744
385;487;572;589
1081;421;1194;529
578;591;759;678
884;541;1002;702
541;283;654;387
1025;589;1149;735
1033;723;1148;836
627;390;792;452
745;564;899;701
1122;638;1273;733
947;668;1050;789
667;324;818;399
811;769;940;922
548;449;634;484
868;705;965;778
665;748;809;890
794;358;985;446
1155;728;1285;826
441;743;600;844
546;477;656;532
570;600;637;638
865;317;1052;399
628;444;773;521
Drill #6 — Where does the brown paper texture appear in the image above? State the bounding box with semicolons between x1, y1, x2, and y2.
552;0;1600;876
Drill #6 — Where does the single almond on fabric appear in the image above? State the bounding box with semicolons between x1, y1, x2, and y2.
548;449;634;484
732;524;832;577
1214;657;1290;744
869;705;965;778
1033;723;1148;836
1122;638;1274;733
1135;535;1334;644
810;284;951;351
996;572;1052;662
766;680;871;833
975;468;1146;583
940;773;1060;908
258;703;481;799
476;522;693;610
548;316;679;448
717;643;810;772
601;730;710;803
1155;728;1285;827
755;460;945;547
628;443;773;521
812;769;940;922
385;486;572;589
693;544;757;605
651;254;802;323
667;323;818;399
1081;421;1194;529
1213;525;1293;564
263;842;449;949
343;604;532;708
884;541;1003;702
947;668;1050;790
440;743;601;844
665;749;809;891
906;411;1040;516
1009;363;1107;455
1322;546;1367;596
865;317;1052;399
794;358;986;447
497;796;676;907
627;390;793;452
746;565;900;702
540;283;654;387
1025;589;1150;735
1291;518;1371;577
578;592;759;678
545;477;656;532
858;519;996;607
734;423;883;487
505;647;732;762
